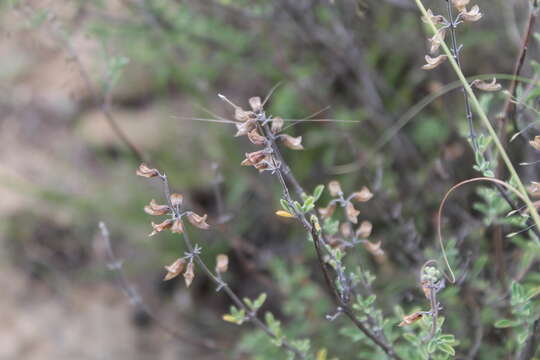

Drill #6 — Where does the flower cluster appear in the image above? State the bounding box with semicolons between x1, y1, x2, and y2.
218;94;303;173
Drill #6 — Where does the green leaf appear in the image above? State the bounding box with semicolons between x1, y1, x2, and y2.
438;343;455;356
403;333;418;345
494;319;519;328
313;185;325;201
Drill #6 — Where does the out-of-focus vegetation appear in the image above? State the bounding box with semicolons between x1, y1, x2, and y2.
2;0;540;359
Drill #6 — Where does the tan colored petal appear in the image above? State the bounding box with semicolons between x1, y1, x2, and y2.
281;134;304;150
461;5;482;22
215;254;229;273
318;203;337;218
421;9;446;25
149;219;174;237
471;78;501;92
163;258;186;281
144;199;170;216
351;186;373;202
186;212;210;230
398;311;424;327
249;97;262;112
422;55;448;70
245;150;267;165
328;181;343;197
136;163;159;178
345;202;360;224
171;218;184;234
247;129;267;146
451;0;470;11
271;117;284;134
184;262;195;287
170;193;184;207
356;221;372;238
428;28;446;54
235;119;256;137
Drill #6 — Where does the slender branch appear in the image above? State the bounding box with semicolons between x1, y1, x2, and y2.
98;221;219;350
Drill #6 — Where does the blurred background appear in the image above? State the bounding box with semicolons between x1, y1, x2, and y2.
1;0;539;359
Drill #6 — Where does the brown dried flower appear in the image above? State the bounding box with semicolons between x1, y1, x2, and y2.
399;311;424;327
363;240;384;257
422;55;448;70
215;254;229;273
350;186;373;202
421;9;446;25
171;218;184;234
247;129;267;146
428;28;446;54
318;203;337;218
281;134;304;150
184;262;195;287
271;117;284;134
235;119;257;137
451;0;470;11
170;193;184;207
136;163;159;178
356;221;373;238
163;258;186;281
186;212;210;230
345;202;360;224
472;78;501;92
528;182;540;197
144;199;170;216
149;219;174;237
249;97;262;112
328;181;343;197
461;5;482;22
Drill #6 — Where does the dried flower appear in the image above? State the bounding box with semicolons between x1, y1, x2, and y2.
280;134;304;150
340;222;352;238
363;240;384;257
271;117;284;133
422;55;448;70
350;186;373;202
235;119;257;137
276;210;295;218
171;218;184;234
215;254;229;273
244;150;268;165
144;199;170;216
399;311;424;327
451;0;470;11
186;212;210;230
461;5;482;22
356;221;372;238
149;219;174;236
420;279;431;299
345;202;360;224
170;193;184;207
421;9;446;25
184;262;195;287
249;97;262;112
428;28;446;54
247;129;267;146
163;258;186;281
472;78;501;92
528;182;540;197
318;203;337;218
530;136;540;151
136;163;159;178
328;181;343;197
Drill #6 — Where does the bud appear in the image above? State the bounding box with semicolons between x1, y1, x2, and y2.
184;262;195;287
170;193;184;207
163;258;186;281
350;186;373;202
186;212;210;230
144;199;170;216
399;311;424;327
249;97;262;112
422;55;448;70
271;117;284;133
328;181;343;197
149;219;174;237
136;163;159;178
345;202;360;224
247;129;267;146
280;134;304;150
215;254;229;273
356;221;372;238
471;78;501;92
171;218;184;234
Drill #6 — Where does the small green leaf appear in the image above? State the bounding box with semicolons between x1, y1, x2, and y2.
313;185;325;201
438;343;455;356
494;319;519;328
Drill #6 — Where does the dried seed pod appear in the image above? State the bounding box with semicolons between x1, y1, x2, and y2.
281;134;304;150
530;136;540;151
271;117;284;133
247;129;267;146
340;222;352;238
170;193;184;207
144;199;170;216
171;218;184;234
461;5;482;22
471;78;501;92
318;203;337;218
356;221;373;238
328;181;343;197
163;258;186;281
399;311;424;327
245;150;267;165
215;254;229;273
184;262;195;287
136;163;159;178
149;219;174;237
350;186;373;202
451;0;470;11
363;240;384;257
186;212;210;230
422;55;448;70
345;202;360;224
249;97;262;112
